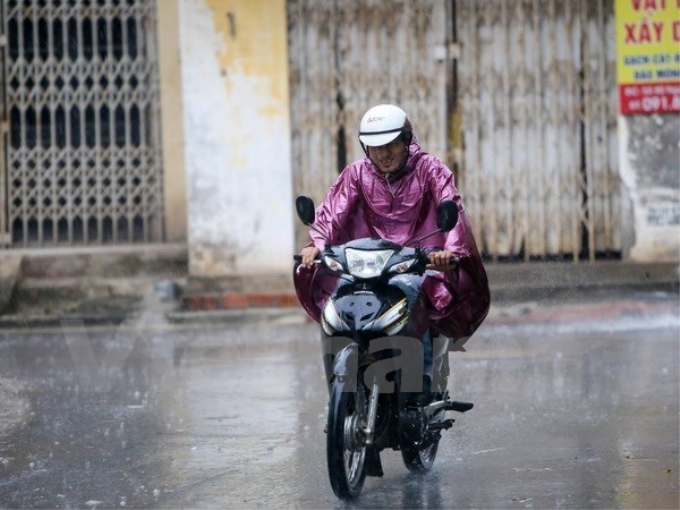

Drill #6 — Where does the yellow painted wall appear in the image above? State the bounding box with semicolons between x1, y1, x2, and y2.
206;0;289;106
181;0;294;275
157;0;188;243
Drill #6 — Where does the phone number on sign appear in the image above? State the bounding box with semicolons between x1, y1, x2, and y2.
619;82;680;114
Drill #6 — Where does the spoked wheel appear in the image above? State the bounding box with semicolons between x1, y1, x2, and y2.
401;435;439;472
400;407;439;472
401;345;449;471
326;378;367;500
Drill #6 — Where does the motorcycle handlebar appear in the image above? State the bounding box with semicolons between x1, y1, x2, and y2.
293;254;321;264
294;253;460;266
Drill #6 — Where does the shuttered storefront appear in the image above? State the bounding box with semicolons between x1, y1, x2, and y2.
458;0;620;261
287;0;451;249
288;0;621;262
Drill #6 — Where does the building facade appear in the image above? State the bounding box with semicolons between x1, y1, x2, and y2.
0;0;677;273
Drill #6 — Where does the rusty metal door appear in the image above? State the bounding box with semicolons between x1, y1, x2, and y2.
287;0;452;229
1;0;164;247
457;0;620;262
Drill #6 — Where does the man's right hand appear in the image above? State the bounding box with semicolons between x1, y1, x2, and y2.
300;246;321;269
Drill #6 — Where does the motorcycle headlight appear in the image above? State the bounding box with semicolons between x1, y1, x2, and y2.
345;248;394;278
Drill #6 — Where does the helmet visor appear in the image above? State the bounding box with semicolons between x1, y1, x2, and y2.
359;128;402;147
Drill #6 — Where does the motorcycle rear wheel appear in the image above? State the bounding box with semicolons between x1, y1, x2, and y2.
401;437;439;472
326;379;367;500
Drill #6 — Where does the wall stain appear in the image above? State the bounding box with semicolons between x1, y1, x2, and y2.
205;0;289;108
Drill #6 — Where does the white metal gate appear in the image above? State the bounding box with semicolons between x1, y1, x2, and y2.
457;0;620;261
288;0;451;212
0;0;164;247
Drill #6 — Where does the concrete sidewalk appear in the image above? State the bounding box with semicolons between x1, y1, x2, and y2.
166;261;680;328
0;244;677;329
175;260;680;312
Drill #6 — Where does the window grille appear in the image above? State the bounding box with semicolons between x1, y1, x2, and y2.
1;0;164;246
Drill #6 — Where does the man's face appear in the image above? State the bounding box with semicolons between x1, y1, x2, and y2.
367;139;407;174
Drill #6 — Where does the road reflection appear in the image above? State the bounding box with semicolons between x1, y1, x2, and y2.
0;307;677;509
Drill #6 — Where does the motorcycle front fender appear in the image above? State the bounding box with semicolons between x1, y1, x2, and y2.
321;335;359;392
333;341;358;379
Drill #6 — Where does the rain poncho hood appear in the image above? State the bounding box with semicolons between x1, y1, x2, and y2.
294;137;490;341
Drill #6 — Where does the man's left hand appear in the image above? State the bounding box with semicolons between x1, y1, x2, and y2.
427;250;458;271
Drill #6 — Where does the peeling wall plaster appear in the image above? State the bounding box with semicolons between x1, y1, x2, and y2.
179;0;294;276
619;114;680;262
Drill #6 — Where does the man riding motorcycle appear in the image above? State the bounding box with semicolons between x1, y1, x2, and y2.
294;103;490;402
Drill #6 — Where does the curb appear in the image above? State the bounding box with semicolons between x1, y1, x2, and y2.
484;297;679;325
180;292;299;311
175;262;679;313
0;312;131;330
165;307;307;325
176;281;679;314
1;293;676;330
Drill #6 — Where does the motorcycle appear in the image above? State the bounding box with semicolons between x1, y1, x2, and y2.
293;195;474;500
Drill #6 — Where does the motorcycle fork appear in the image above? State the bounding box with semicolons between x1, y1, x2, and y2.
362;376;380;445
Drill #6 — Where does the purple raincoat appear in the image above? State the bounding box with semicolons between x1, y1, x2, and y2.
294;137;490;341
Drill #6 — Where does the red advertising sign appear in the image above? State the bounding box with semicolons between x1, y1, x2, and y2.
616;0;680;115
619;82;680;114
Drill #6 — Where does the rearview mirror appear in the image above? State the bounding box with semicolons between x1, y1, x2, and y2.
295;195;316;225
436;200;458;232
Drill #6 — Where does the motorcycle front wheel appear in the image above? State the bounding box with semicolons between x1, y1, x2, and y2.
326;378;367;500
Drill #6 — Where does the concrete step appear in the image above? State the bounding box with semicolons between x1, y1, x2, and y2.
0;244;188;315
14;243;188;279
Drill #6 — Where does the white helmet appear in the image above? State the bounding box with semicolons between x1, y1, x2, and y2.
358;104;411;147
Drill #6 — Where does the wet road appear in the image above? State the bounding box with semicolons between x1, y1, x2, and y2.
0;293;678;509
